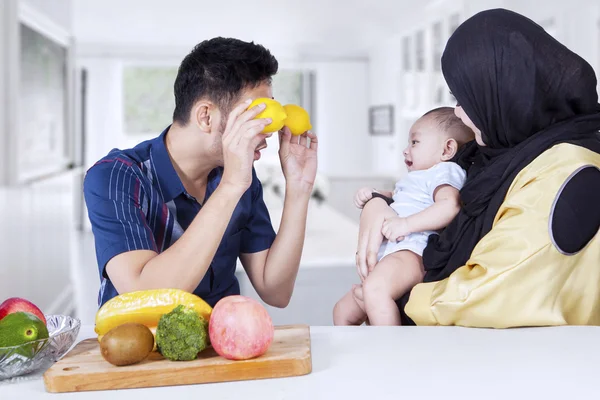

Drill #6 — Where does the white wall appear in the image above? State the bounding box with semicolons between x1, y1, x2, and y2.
303;60;371;177
80;58;128;169
21;0;72;31
368;0;600;176
0;2;8;184
368;39;402;176
503;0;599;77
71;0;434;60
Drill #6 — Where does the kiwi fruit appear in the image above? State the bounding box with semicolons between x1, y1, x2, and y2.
100;323;154;366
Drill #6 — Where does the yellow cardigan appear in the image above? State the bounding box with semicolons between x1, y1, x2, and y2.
406;143;600;327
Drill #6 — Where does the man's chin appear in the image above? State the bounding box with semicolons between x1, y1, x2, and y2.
253;150;261;161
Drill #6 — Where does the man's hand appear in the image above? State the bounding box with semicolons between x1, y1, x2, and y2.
382;216;411;242
278;127;318;194
354;187;374;209
221;99;273;194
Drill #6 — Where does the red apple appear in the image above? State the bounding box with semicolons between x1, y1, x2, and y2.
0;297;46;325
209;295;274;360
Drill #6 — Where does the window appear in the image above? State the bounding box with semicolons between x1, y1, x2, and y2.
263;69;312;163
272;70;304;108
435;86;444;105
449;13;461;35
122;67;311;137
538;18;557;38
402;36;412;72
122;66;178;135
415;30;425;72
18;23;70;182
432;21;443;71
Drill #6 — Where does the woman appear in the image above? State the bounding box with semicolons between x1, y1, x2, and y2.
357;8;600;327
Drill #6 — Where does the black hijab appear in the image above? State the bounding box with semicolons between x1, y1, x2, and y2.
398;8;600;323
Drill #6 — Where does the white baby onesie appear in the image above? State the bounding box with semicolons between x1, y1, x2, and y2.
377;161;466;261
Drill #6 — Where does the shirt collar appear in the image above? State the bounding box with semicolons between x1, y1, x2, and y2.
150;126;185;203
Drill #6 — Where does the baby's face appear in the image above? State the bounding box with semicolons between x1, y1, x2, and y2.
403;118;449;172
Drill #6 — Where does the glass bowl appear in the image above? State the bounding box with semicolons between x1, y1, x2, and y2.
0;314;81;380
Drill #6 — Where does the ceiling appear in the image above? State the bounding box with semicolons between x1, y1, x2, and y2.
72;0;433;59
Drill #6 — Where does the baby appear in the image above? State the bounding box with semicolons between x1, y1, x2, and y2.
333;107;474;326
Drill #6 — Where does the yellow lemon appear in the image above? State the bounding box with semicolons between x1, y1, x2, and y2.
283;104;312;136
248;98;287;134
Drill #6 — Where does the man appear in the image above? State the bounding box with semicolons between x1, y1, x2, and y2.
83;37;318;309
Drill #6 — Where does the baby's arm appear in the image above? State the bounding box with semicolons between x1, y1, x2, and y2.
407;185;461;232
354;187;394;209
382;185;460;241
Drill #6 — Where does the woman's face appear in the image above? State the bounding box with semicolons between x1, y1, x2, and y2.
455;105;485;146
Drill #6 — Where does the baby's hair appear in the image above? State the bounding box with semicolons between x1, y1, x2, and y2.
421;106;474;146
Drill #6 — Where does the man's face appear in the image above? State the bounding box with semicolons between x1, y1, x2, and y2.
213;82;274;165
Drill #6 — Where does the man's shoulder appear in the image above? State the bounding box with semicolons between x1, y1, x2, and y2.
83;146;153;198
86;150;136;178
87;136;157;175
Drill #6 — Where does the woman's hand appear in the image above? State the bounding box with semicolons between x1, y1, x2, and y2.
356;198;398;279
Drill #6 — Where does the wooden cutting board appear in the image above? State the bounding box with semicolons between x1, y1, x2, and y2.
43;324;312;393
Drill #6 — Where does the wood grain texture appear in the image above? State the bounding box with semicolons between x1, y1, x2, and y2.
43;324;312;393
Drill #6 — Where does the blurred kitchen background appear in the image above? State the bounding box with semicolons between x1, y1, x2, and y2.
0;0;598;326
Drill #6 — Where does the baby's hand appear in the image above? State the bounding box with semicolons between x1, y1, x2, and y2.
354;187;374;209
382;216;411;242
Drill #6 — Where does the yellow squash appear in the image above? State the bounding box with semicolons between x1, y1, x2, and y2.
94;289;212;337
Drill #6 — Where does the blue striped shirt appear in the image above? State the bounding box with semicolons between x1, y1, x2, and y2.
83;127;277;308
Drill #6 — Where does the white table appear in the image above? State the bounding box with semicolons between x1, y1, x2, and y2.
2;324;599;399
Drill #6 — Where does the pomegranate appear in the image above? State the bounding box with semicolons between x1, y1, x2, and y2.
209;295;274;360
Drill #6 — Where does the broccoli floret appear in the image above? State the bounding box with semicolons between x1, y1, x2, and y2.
155;304;208;361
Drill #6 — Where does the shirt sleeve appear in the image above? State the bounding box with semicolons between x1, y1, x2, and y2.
427;162;467;198
83;160;158;278
239;168;277;254
550;166;600;254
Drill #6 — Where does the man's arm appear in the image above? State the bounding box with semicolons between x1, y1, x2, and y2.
240;127;319;308
240;185;311;308
98;181;245;294
86;99;273;295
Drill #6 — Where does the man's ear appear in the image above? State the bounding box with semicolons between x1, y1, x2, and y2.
441;138;458;161
192;101;213;133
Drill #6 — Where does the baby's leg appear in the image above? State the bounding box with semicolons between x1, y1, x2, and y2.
333;289;368;326
362;250;424;326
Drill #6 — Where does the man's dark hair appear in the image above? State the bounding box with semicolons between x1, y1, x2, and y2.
172;37;278;125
